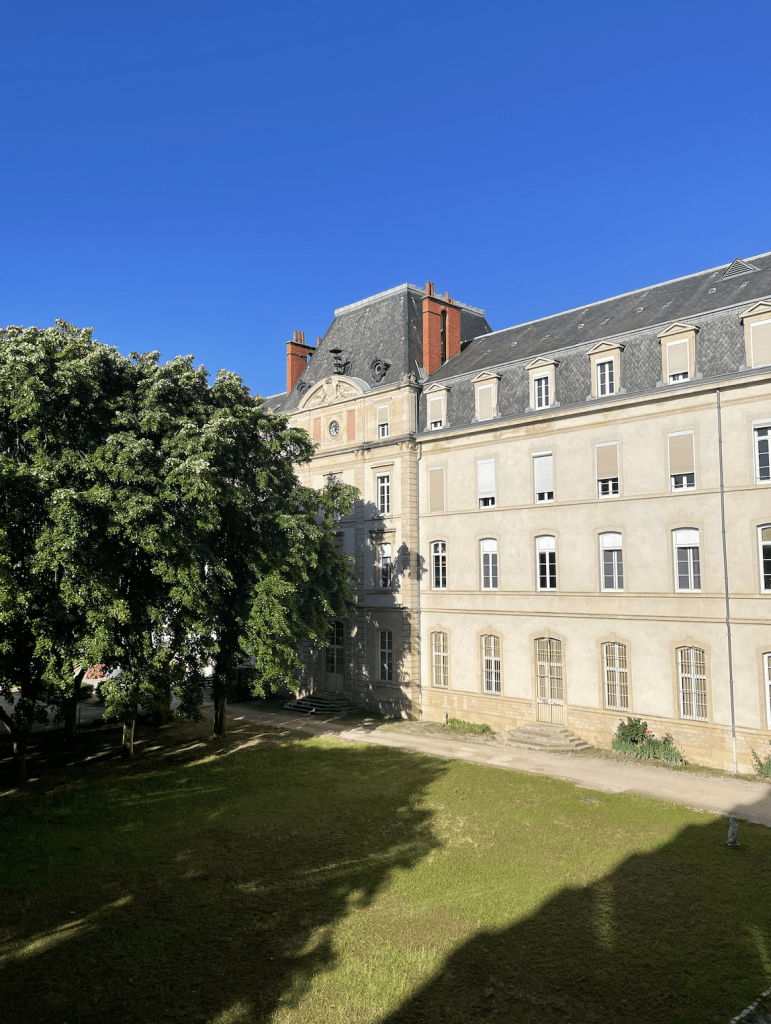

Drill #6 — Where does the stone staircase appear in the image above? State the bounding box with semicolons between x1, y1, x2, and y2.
284;690;361;718
503;722;593;752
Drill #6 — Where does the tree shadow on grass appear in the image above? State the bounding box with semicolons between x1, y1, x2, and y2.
0;729;445;1023
381;793;771;1024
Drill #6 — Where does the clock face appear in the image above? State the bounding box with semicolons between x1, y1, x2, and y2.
328;420;340;438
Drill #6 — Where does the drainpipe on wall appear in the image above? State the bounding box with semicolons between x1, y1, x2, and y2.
415;382;423;721
716;389;738;774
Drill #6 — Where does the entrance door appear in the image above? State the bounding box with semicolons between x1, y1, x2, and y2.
325;621;345;693
536;637;564;724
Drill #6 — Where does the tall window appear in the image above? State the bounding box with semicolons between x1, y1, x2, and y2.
678;646;707;720
759;526;771;593
379;630;393;682
481;634;501;693
534;375;550;409
666;339;690;382
428;395;444;430
600;532;624;591
536;535;557;590
534;452;554;503
431;540;447;589
764;653;771;729
536;638;563;701
755;427;770;484
603;642;629;710
377;406;389;439
326;621;344;674
477;459;496;508
596;442;619;498
432;632;449;688
597;359;615;396
481;539;498;589
377;474;390;514
674;529;701;591
379;543;392;588
668;432;695;490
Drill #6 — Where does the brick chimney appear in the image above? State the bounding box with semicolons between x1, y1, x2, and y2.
423;283;461;375
286;330;316;393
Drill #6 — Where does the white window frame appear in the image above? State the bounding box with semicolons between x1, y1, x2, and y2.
678;646;707;720
480;538;498;590
751;318;771;368
326;620;344;674
476;383;494;421
533;451;554;504
379;542;392;588
673;528;701;592
379;629;393;682
376;473;391;515
432;631;449;688
764;652;771;729
431;540;447;590
603;641;629;710
666;338;691;383
759;525;771;594
597;359;615;397
600;532;624;591
481;634;501;693
536;535;557;591
477;458;496;508
426;390;447;431
377;406;390;439
534;374;550;409
668;431;696;491
755;424;771;484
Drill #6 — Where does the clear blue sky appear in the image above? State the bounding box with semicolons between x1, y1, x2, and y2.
3;0;770;399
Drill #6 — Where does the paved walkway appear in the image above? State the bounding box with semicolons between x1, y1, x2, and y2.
228;704;771;827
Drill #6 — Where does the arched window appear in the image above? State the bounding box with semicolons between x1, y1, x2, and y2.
326;621;344;674
536;638;563;702
432;632;448;688
379;630;393;682
481;539;498;589
602;641;628;710
536;535;557;590
600;532;624;591
678;646;707;720
673;529;701;591
481;635;501;693
759;526;771;593
431;541;447;590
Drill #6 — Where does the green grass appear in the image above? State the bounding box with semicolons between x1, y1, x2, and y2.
446;717;493;735
2;716;771;1024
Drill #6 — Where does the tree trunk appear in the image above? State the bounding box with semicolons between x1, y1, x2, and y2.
13;732;29;785
213;695;228;737
121;717;135;758
62;668;86;741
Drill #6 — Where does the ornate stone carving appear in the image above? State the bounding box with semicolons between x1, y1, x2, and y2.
370;356;391;382
301;376;361;409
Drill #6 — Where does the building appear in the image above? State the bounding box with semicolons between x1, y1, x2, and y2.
267;254;771;772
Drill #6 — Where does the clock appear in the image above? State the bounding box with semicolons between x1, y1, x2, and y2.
328;420;340;438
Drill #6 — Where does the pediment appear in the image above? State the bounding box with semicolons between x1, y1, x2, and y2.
471;370;502;384
525;356;559;371
423;381;451;394
740;301;771;323
299;375;365;410
587;339;625;356
657;321;699;340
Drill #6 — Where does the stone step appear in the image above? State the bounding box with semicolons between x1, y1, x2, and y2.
284;691;360;717
504;724;593;752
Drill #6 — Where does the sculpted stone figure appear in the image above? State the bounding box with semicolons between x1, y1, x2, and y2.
726;816;740;848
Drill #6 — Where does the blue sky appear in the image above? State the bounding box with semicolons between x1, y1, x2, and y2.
3;0;770;399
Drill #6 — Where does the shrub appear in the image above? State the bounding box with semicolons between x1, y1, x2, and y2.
751;745;771;778
612;719;685;764
614;717;648;746
447;718;493;735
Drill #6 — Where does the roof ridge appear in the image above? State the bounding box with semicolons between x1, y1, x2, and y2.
334;283;486;318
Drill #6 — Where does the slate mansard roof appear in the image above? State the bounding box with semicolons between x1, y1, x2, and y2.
419;253;771;432
268;283;491;413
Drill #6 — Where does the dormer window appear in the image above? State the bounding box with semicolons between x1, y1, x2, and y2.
526;357;559;412
472;371;501;422
587;341;625;399
657;323;699;385
740;302;771;369
535;375;549;408
424;384;450;431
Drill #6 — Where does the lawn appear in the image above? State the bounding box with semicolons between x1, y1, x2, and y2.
2;715;770;1024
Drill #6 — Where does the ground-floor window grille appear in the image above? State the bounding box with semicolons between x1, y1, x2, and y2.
536;638;563;702
481;634;501;693
326;621;344;674
603;642;629;710
678;646;707;720
432;632;449;687
379;630;393;682
765;653;771;729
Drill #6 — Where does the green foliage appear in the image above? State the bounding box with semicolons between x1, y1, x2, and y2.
447;718;493;735
612;719;685;764
750;745;771;778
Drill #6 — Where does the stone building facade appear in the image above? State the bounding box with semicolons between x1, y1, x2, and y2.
268;254;771;771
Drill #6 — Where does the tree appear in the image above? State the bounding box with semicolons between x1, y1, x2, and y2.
0;322;356;777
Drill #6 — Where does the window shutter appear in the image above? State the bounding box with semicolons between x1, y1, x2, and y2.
429;467;445;512
377;405;389;425
533;453;553;492
751;321;771;368
667;340;689;376
669;433;695;475
596;443;618;478
477;385;493;421
347;409;356;440
477;459;495;500
428;396;443;424
313;417;321;442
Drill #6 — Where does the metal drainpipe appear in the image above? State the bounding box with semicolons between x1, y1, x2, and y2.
415;383;423;720
716;389;738;774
